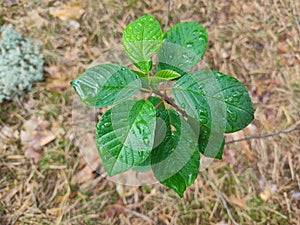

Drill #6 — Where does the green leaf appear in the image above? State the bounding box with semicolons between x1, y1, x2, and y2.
96;100;156;176
173;70;254;134
157;22;208;73
122;14;163;73
188;117;225;159
131;69;147;78
199;127;225;159
150;69;181;84
151;109;200;197
132;156;151;172
71;64;141;108
148;96;167;148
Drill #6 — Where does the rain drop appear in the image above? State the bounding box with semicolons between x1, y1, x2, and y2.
226;97;233;103
200;117;208;124
232;91;243;101
187;138;193;144
104;122;111;127
186;42;193;48
143;138;150;146
180;103;186;108
187;173;193;183
182;53;188;59
228;110;237;122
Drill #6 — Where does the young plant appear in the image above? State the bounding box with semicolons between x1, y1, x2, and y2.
71;15;254;197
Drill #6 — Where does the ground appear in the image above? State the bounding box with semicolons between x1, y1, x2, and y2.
0;0;300;224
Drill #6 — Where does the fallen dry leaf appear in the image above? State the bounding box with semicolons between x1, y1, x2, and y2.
49;6;85;21
46;208;62;217
24;148;42;163
26;11;49;29
20;117;56;162
228;196;248;210
40;132;56;146
44;65;69;90
44;66;63;78
223;148;236;164
277;44;289;54
21;130;56;149
45;78;69;91
104;204;125;219
72;164;94;185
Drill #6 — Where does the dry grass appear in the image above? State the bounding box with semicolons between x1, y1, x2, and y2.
0;0;300;224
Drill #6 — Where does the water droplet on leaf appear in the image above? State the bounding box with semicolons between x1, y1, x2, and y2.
186;42;193;48
232;91;243;101
143;138;150;146
228;110;237;122
200;118;208;124
182;53;188;59
104;122;111;127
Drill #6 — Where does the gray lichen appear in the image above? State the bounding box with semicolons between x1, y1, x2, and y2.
0;24;44;103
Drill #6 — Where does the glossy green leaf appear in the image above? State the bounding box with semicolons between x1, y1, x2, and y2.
151;109;200;197
150;69;181;84
148;96;168;148
188;117;225;159
173;70;254;134
131;96;166;173
96;100;156;176
71;64;141;108
157;22;208;73
132;156;151;172
122;14;163;73
131;69;147;78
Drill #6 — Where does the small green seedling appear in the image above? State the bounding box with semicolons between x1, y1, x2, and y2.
71;15;254;197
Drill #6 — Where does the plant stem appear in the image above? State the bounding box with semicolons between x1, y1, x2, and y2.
152;90;187;117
